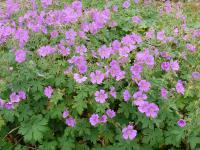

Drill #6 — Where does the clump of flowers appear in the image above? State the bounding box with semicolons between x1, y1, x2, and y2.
62;109;76;127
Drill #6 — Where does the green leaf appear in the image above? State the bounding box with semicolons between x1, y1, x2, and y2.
18;115;49;143
189;136;200;149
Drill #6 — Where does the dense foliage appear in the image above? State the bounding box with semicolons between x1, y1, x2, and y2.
0;0;200;149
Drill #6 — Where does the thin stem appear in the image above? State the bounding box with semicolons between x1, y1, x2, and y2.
2;126;20;140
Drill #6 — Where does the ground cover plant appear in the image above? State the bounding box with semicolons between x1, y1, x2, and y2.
0;0;200;149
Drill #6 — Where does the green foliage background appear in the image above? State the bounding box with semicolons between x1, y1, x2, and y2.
0;0;200;149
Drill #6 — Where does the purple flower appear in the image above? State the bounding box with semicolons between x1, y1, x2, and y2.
0;99;5;108
100;115;107;123
135;50;154;67
15;50;26;63
111;40;121;53
145;103;159;118
78;31;87;39
186;44;196;52
98;45;111;59
123;90;130;102
4;102;14;110
161;88;168;99
192;72;200;79
77;64;88;74
161;62;170;71
94;90;108;103
73;73;87;84
90;70;105;84
177;119;186;127
106;109;116;118
122;125;137;140
133;91;147;106
65;29;77;45
6;0;19;15
65;117;76;127
38;46;56;57
123;1;131;9
157;30;166;42
44;86;54;98
138;80;151;92
15;28;29;47
176;80;185;95
89;114;100;126
109;87;117;98
145;55;155;67
41;0;52;9
138;101;149;113
160;51;171;59
132;16;141;24
62;110;69;118
130;64;143;75
50;30;58;38
145;29;155;39
170;61;179;71
10;92;20;103
75;45;87;55
165;0;172;13
58;47;70;56
18;91;26;100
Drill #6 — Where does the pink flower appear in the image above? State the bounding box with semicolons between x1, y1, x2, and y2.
157;30;166;42
15;28;29;47
132;16;141;24
177;119;186;127
75;45;87;55
10;92;20;103
65;117;76;127
5;102;14;110
62;110;69;118
123;1;131;9
176;80;185;95
130;64;143;75
161;62;170;71
89;114;100;126
145;29;155;39
133;91;147;106
73;73;87;84
6;0;19;15
106;109;116;118
100;115;107;123
94;90;108;103
122;125;137;140
0;99;5;108
123;90;130;102
170;61;179;71
192;72;200;79
50;30;58;38
138;80;151;92
15;50;26;63
109;87;117;98
145;103;159;118
41;0;52;9
186;44;196;52
98;45;111;59
44;86;54;98
38;46;56;57
18;91;26;100
90;70;105;84
161;88;168;99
